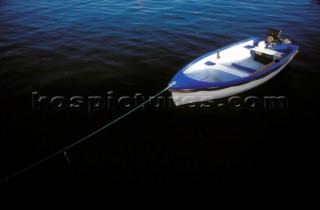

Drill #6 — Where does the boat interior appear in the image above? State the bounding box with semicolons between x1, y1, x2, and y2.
184;37;292;83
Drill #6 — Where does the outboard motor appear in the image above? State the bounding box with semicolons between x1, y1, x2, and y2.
267;28;291;45
267;28;282;41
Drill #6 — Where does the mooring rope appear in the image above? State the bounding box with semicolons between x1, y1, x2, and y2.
0;82;175;183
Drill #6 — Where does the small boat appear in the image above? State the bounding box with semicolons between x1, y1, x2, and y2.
168;29;299;106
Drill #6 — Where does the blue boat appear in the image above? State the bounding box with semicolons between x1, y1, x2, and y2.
168;29;299;106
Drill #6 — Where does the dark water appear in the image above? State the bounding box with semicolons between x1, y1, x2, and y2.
1;0;319;208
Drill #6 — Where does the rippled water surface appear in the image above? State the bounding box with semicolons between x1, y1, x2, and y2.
1;0;319;208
